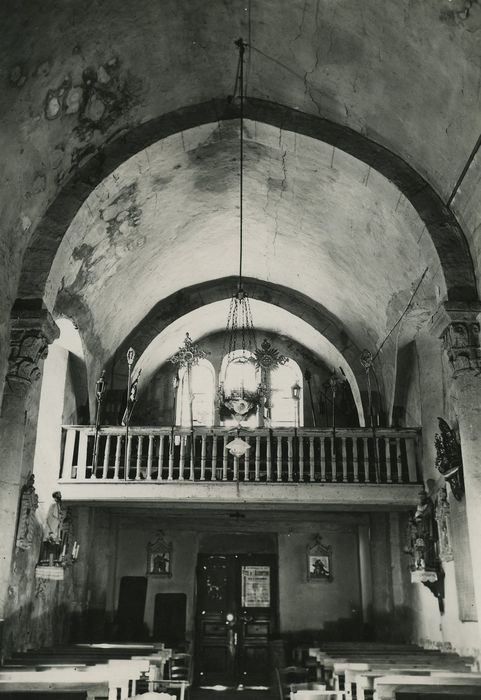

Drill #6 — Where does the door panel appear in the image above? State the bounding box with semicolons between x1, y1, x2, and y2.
116;576;147;641
195;553;277;687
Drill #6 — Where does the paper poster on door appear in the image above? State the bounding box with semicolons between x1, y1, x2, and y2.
241;565;270;607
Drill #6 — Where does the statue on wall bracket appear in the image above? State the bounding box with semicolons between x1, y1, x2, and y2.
16;473;38;550
404;489;444;612
434;417;464;501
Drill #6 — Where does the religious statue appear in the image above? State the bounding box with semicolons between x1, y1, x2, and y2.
405;489;437;572
435;486;454;562
16;473;39;550
39;491;71;566
405;489;444;609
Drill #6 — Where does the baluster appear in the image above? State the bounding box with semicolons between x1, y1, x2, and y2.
114;435;122;480
189;435;195;481
395;437;402;483
157;435;165;480
363;437;369;483
341;437;347;482
331;437;338;482
102;435;111;480
298;435;304;482
287;436;293;482
255;436;261;482
179;435;185;480
320;436;326;482
277;435;282;481
223;435;228;480
78;432;88;480
135;435;143;480
244;437;251;481
168;434;174;481
125;435;133;480
385;437;392;483
211;435;217;481
309;437;314;482
266;434;272;482
406;436;418;483
63;429;76;479
200;435;206;481
233;454;239;481
353;437;359;483
146;435;154;480
90;433;98;480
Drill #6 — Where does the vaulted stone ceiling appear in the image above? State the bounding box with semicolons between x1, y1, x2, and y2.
47;120;440;367
2;0;481;398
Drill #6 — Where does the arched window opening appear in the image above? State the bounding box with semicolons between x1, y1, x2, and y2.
268;359;304;427
220;350;261;428
176;358;215;427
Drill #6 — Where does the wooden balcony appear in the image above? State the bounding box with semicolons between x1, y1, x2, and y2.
58;426;422;508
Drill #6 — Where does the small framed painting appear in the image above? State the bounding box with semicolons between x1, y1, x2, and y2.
307;535;332;582
147;531;172;577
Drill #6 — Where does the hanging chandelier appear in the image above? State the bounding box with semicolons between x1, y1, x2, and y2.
218;38;287;425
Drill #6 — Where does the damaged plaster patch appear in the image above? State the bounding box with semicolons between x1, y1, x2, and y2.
20;215;31;233
99;182;143;238
43;57;142;152
9;65;27;88
26;172;47;198
440;0;481;27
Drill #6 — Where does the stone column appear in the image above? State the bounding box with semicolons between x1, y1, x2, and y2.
431;301;481;637
0;299;58;624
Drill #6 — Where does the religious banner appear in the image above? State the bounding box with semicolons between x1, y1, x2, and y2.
241;565;270;607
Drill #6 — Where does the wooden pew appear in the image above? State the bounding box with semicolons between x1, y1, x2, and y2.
349;668;479;700
334;658;472;697
0;657;150;700
7;644;172;689
373;672;481;700
316;652;470;688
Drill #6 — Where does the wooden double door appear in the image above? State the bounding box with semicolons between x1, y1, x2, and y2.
195;553;277;687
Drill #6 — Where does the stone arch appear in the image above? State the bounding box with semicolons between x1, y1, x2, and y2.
18;98;477;303
103;275;375;422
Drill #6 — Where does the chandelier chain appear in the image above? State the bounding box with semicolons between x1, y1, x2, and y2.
236;37;246;292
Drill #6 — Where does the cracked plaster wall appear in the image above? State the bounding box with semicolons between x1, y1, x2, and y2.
0;0;480;396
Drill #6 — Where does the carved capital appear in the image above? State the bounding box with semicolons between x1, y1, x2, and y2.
431;301;481;377
6;299;59;393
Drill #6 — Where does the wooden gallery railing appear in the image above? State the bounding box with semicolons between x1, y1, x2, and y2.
60;426;421;485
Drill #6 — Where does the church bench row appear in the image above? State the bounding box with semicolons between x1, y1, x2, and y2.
321;656;470;689
0;657;151;699
373;673;481;700
340;667;481;699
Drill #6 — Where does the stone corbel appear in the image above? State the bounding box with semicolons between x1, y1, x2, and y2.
431;301;481;377
6;299;59;393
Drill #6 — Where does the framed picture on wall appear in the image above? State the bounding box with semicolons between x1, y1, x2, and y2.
147;531;172;577
307;535;332;582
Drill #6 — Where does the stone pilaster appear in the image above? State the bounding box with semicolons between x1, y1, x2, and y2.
0;300;59;627
430;301;481;641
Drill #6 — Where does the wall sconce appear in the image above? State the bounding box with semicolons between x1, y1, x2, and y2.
292;381;301;401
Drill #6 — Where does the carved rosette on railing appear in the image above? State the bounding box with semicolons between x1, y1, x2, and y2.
434;417;464;501
6;300;59;394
